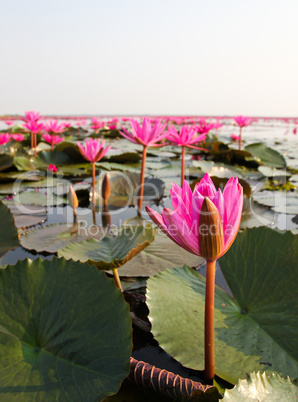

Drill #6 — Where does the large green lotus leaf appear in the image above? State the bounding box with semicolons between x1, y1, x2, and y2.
223;372;298;401
13;191;67;206
245;143;286;168
96;161;140;172
7;204;47;229
94;171;164;208
106;151;141;163
0;258;132;401
21;223;106;253
253;190;298;214
0;200;19;257
14;156;37;171
22;177;70;189
118;232;204;277
58;225;155;270
0;153;14;171
34;150;75;167
147;228;298;384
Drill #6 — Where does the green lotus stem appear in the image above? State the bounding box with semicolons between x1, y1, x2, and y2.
92;162;96;206
181;145;185;187
113;268;122;291
92;207;97;225
73;209;77;224
205;259;216;383
138;146;147;211
239;127;242;150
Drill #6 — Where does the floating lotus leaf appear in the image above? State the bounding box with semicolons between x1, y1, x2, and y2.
58;225;155;270
106;151;141;163
147;228;298;384
34;149;75;167
21;222;106;253
96;161;140;172
14;156;37;171
0;257;132;401
223;372;298;401
253;190;298;214
0;200;19;257
118;231;204;277
245;143;286;168
7;204;47;229
240;198;276;229
13;191;67;206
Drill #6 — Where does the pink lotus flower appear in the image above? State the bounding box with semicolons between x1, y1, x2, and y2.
42;133;64;145
231;133;240;141
62;122;71;129
0;133;11;145
23;120;45;134
146;174;243;260
293;128;297;135
196;120;216;135
12;134;25;142
90;118;105;131
77;138;111;163
4;120;14;126
167;125;206;148
48;164;58;173
24;110;40;122
44;120;65;134
121;117;168;147
233;115;251;127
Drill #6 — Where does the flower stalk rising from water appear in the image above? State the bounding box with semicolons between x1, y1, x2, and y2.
146;174;243;383
77;138;111;206
121;117;167;211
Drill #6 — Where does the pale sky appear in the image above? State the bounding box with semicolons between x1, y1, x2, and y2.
1;0;298;116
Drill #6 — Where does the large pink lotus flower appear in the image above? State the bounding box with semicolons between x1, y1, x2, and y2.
233;115;251;127
121;117;168;147
12;134;25;142
24;111;40;122
167;125;206;148
44;120;65;134
42;133;64;145
0;133;11;145
77;138;111;163
146;174;243;260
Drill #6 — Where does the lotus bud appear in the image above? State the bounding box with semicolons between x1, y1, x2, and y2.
198;197;224;261
101;174;111;203
68;185;79;209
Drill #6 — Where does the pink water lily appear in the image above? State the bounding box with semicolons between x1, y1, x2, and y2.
77;138;111;163
48;164;58;173
0;133;11;145
121;117;168;211
146;174;243;259
44;120;65;134
90;118;105;133
23;120;45;156
146;174;243;383
24;110;40;122
233;115;251;150
42;133;64;146
77;138;112;205
4;120;14;126
167;125;207;186
121;117;168;147
233;115;251;127
12;134;25;142
231;133;240;141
